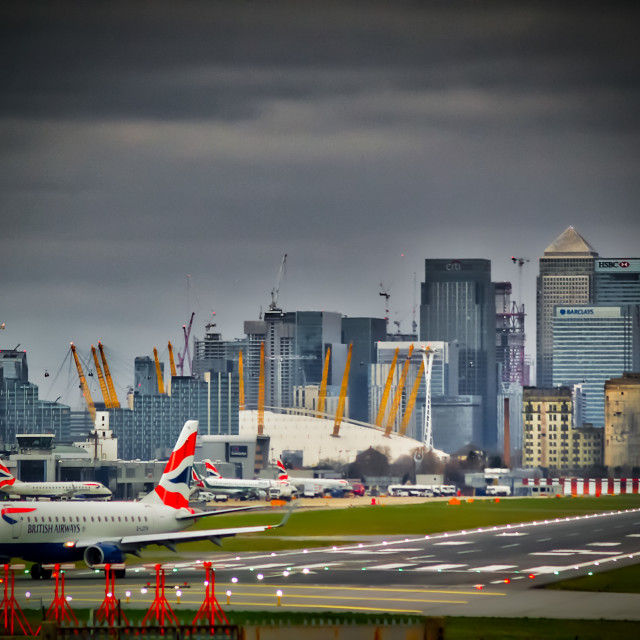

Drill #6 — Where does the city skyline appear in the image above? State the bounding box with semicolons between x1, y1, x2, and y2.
2;1;639;409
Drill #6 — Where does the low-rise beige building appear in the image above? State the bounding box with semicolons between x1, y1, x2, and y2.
523;386;603;472
605;373;640;469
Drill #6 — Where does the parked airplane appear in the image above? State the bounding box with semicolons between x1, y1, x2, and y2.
192;459;295;500
0;421;292;580
0;463;112;501
276;461;352;496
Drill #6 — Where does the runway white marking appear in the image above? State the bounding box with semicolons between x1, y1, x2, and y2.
457;549;480;554
470;565;517;572
245;563;289;569
531;549;620;556
434;541;473;546
501;543;520;548
497;532;527;537
537;537;552;542
414;564;467;571
588;542;620;546
369;563;416;570
627;534;640;537
297;563;343;570
524;566;566;574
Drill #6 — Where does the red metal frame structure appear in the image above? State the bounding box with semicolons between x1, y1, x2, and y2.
142;564;179;627
44;563;78;625
193;562;229;630
95;563;128;626
1;563;36;636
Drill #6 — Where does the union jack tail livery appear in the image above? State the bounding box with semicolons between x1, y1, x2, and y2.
203;459;220;477
142;420;198;510
0;461;16;490
191;469;204;488
276;459;289;481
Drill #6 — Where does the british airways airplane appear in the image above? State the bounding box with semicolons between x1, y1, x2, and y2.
0;421;291;580
192;459;295;500
0;463;112;501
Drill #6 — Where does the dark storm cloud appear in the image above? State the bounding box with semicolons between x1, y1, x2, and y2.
1;0;639;406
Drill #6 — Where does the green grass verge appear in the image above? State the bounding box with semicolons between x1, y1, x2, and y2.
445;616;640;640
546;563;640;594
26;610;640;639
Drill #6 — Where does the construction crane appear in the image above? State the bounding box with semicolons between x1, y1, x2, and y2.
91;345;113;408
153;347;165;395
317;347;331;418
70;343;95;421
384;344;414;437
420;345;435;449
332;343;352;437
399;359;425;437
257;342;265;435
98;342;120;408
167;341;177;377
238;350;245;411
177;312;195;376
375;347;399;427
269;254;287;312
379;283;390;326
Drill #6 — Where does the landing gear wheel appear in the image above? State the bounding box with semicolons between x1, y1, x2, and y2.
30;564;42;580
114;568;126;579
41;567;52;580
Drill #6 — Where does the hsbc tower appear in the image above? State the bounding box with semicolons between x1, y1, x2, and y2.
595;258;640;306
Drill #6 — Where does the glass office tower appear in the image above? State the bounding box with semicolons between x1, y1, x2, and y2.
536;226;598;388
552;305;640;428
420;259;497;450
595;258;640;306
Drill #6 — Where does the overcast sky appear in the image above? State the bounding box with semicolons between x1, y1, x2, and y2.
1;0;639;409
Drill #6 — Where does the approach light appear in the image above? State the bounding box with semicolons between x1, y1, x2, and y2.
302;568;309;574
528;574;535;579
283;571;290;577
257;573;264;580
503;579;510;584
231;577;238;584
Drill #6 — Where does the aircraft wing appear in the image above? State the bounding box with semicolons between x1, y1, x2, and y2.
175;504;267;521
119;508;293;548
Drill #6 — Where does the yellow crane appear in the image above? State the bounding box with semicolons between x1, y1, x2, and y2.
317;347;331;418
384;344;414;437
258;342;265;435
153;347;165;395
91;345;113;408
375;347;399;427
98;342;120;408
70;343;96;421
332;343;353;437
399;359;424;436
168;341;177;377
238;349;245;411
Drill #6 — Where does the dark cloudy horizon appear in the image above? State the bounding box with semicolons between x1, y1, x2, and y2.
1;0;639;409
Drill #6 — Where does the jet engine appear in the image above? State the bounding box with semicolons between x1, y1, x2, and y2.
83;543;126;567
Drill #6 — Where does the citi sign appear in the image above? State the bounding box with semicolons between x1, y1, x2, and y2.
598;261;630;269
559;308;594;315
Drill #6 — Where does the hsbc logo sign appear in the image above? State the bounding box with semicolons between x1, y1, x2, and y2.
598;261;630;269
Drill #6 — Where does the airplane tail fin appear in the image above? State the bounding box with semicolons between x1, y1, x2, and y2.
276;459;288;481
203;459;221;478
0;461;16;490
141;420;198;509
191;468;205;488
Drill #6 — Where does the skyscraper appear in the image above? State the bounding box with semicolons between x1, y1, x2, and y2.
420;259;497;450
595;258;640;306
536;227;598;388
552;304;640;428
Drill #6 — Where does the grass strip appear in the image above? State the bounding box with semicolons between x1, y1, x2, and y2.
546;563;640;594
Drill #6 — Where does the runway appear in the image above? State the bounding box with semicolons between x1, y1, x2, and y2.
12;506;640;619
